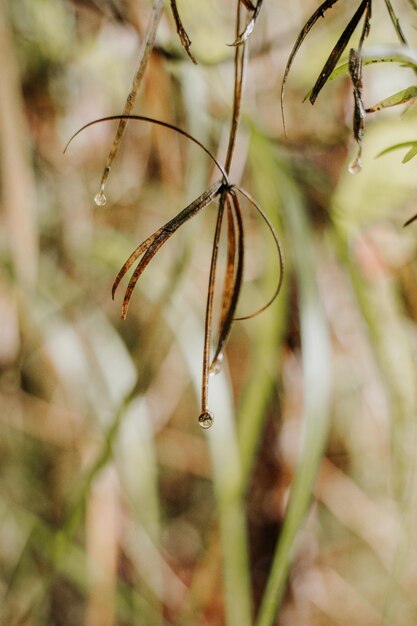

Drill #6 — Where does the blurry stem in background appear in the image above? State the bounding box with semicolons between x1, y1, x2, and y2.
0;0;38;291
332;226;417;626
237;135;289;485
95;0;164;205
255;139;331;626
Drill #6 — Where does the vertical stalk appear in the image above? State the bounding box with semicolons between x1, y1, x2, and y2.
95;0;164;204
200;5;253;626
200;0;249;418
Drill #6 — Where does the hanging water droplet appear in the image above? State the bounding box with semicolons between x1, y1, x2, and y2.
94;190;107;206
209;353;223;376
348;155;362;175
198;411;214;429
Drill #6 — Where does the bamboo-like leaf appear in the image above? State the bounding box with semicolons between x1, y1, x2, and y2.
303;45;417;99
113;181;223;318
280;0;341;133
233;186;284;320
211;190;245;369
310;0;370;105
377;140;417;159
231;0;263;46
403;144;417;162
366;85;417;112
170;0;197;64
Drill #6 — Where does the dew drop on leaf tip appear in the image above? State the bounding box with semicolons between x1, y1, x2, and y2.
348;156;362;175
209;354;223;376
94;190;107;206
199;411;214;429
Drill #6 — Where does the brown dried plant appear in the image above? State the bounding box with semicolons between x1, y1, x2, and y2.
66;0;283;428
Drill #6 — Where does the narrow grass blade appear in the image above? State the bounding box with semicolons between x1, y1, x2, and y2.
310;0;370;104
304;45;417;100
280;0;341;133
367;85;417;112
377;140;417;159
255;142;331;626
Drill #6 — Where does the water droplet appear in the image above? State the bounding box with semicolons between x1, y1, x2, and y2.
348;156;362;175
209;354;223;376
198;411;214;429
94;190;107;206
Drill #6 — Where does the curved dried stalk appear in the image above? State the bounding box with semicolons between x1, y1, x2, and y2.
233;186;284;321
170;0;197;64
64;114;229;183
96;0;164;203
65;1;285;427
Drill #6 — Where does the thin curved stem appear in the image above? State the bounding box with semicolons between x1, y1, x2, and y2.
233;185;284;320
64;114;229;184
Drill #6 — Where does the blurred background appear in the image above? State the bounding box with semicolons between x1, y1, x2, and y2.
1;0;417;624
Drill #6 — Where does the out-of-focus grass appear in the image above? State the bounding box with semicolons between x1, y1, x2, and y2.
2;1;417;626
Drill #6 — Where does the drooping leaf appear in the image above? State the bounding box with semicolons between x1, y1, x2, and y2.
303;45;417;100
367;85;417;112
348;2;371;167
113;181;223;319
211;190;245;369
170;0;197;64
281;0;341;133
377;140;417;162
403;144;417;162
310;0;370;105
